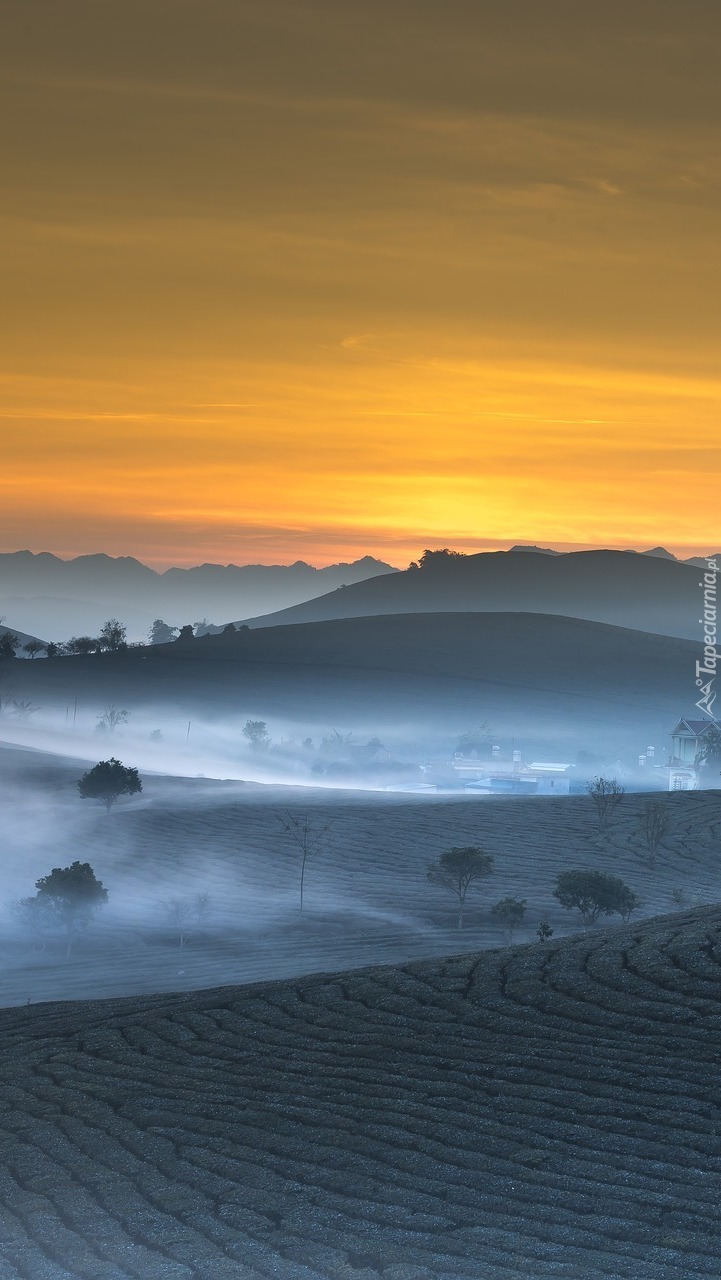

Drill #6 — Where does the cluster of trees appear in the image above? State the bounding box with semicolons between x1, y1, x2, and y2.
424;844;641;934
0;619;130;661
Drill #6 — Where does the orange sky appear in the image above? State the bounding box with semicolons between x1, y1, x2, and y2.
2;1;720;567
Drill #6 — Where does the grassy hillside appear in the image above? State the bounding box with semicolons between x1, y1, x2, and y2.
1;611;699;751
241;548;706;640
1;743;718;1007
1;905;720;1277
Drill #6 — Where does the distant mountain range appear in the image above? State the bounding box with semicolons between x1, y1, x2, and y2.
0;552;396;642
238;548;720;641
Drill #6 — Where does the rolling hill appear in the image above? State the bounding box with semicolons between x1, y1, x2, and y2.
239;548;713;640
3;611;701;755
1;904;720;1278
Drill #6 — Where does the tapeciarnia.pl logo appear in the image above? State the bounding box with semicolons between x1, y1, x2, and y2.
696;557;718;719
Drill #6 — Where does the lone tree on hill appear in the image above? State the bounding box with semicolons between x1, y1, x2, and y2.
635;800;671;868
34;861;108;956
78;758;142;813
426;846;494;929
278;811;333;915
409;548;467;571
491;896;527;943
99;618;127;651
96;705;130;733
553;869;640;926
586;776;625;831
243;719;270;750
23;640;45;659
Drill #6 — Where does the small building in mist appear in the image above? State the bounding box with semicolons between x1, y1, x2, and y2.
450;748;574;795
669;718;715;766
657;718;717;790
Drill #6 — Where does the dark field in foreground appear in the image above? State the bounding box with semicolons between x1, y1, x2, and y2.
1;907;721;1279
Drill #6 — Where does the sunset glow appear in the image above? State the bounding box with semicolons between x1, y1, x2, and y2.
2;2;720;566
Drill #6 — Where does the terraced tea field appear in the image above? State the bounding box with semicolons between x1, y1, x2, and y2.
1;744;720;1007
1;907;720;1278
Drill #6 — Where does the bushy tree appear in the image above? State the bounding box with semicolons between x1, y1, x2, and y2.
149;619;177;645
553;869;640;926
34;861;108;956
176;624;195;642
0;631;19;661
696;724;721;771
426;846;494;929
491;896;527;943
23;640;45;659
78;758;142;813
586;776;625;831
243;719;270;749
99;619;127;651
411;548;467;571
65;635;100;656
537;919;554;942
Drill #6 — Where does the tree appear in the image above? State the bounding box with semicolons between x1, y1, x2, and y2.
243;719;270;750
455;723;492;757
537;919;554;942
23;640;45;659
97;705;130;733
491;896;527;943
0;631;19;661
635;800;670;868
176;624;195;642
222;622;236;635
12;895;55;950
586;776;625;831
34;861;108;956
278;811;333;915
411;548;467;571
43;642;60;658
696;724;721;771
553;869;640;926
65;635;100;656
99;618;127;651
149;619;177;645
164;893;210;948
426;846;494;929
78;757;142;813
9;698;40;720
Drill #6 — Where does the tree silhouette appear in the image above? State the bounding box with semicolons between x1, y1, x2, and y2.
149;619;177;645
78;758;142;813
586;776;625;831
491;896;527;943
243;720;270;749
278;811;333;915
34;861;108;956
634;800;670;868
553;869;640;926
426;846;494;929
99;619;127;651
